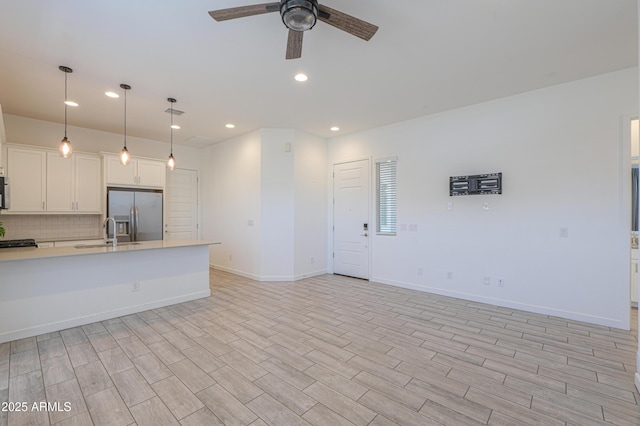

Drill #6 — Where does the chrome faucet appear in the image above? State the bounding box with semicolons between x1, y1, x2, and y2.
103;217;117;248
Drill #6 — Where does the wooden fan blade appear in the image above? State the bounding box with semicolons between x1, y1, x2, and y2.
286;30;303;60
208;2;280;22
318;5;378;41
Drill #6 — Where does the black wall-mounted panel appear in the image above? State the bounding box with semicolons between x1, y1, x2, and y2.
450;172;502;196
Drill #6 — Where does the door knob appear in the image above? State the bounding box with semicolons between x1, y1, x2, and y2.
361;233;368;237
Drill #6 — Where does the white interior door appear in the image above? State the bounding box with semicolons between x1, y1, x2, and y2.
165;168;198;240
333;159;370;279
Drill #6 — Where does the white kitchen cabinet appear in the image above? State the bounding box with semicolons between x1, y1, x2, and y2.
7;146;47;212
7;145;101;214
74;154;102;212
47;152;102;213
46;152;74;212
104;154;165;189
136;159;166;188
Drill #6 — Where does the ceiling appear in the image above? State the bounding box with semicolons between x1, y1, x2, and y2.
0;0;636;147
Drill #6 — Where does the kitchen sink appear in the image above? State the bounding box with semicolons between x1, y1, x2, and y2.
74;242;142;249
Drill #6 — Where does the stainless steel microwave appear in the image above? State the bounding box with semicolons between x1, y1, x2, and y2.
0;177;8;209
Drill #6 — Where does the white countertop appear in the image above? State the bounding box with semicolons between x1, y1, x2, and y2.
0;239;220;263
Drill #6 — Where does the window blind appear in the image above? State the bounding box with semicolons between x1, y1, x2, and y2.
376;159;397;235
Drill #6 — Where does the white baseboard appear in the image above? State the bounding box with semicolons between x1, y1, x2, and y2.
212;264;327;282
0;290;211;344
370;276;628;330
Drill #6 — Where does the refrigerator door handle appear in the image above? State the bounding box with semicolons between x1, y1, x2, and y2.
135;206;140;241
129;207;135;242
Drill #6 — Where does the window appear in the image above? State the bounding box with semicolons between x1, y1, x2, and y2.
376;157;397;235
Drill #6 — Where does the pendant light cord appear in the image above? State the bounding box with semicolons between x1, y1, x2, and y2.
170;102;173;155
123;88;127;149
64;71;68;139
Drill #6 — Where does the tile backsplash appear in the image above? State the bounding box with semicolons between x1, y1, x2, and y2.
0;214;102;241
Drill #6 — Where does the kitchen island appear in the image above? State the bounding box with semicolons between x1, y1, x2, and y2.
0;239;214;343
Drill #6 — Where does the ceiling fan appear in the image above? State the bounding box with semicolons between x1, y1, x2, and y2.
208;0;378;60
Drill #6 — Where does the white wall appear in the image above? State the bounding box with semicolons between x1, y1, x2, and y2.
294;130;328;279
202;130;263;278
329;68;638;329
202;128;328;281
260;129;295;280
2;114;202;170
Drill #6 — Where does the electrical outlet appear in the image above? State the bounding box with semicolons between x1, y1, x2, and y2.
483;277;490;285
559;227;569;238
417;267;423;275
447;202;453;211
229;254;232;261
310;257;315;265
447;272;453;280
132;282;140;292
498;279;504;287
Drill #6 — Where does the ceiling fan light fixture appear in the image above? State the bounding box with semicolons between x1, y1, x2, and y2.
280;0;318;32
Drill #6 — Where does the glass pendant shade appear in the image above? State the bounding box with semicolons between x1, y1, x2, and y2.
59;136;72;158
120;147;130;165
167;153;176;171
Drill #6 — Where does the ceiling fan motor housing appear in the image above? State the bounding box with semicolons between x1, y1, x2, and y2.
280;0;319;32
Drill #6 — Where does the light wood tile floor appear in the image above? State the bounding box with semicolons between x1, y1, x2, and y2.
1;269;639;425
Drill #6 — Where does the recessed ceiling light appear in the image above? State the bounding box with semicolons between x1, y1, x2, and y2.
294;73;308;82
64;100;78;107
330;126;340;132
105;91;119;98
225;123;235;129
170;124;181;130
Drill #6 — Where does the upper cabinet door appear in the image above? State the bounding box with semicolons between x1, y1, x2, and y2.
137;159;166;188
7;147;47;212
75;154;102;213
105;155;136;186
46;152;74;212
104;155;165;189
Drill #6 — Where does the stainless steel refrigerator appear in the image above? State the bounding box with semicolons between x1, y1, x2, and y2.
107;188;163;242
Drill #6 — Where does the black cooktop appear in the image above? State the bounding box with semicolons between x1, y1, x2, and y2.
0;239;38;249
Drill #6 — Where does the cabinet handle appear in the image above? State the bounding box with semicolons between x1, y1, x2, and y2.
42;201;45;210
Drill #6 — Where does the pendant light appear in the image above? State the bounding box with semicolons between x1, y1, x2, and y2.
167;98;177;171
58;66;75;158
119;84;131;165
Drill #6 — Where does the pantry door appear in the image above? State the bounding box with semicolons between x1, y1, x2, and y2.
333;159;370;279
165;168;199;240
